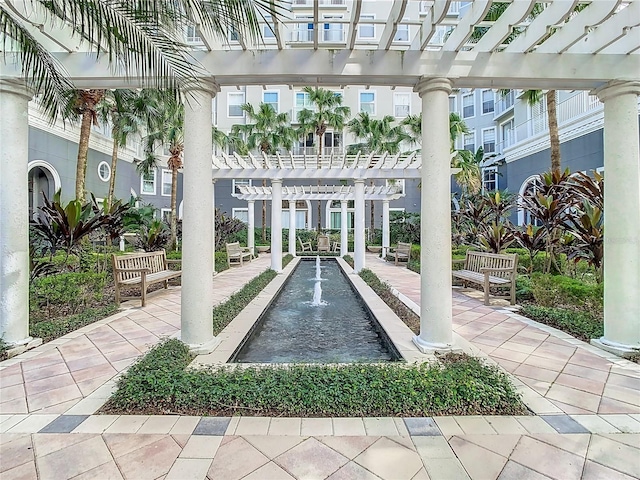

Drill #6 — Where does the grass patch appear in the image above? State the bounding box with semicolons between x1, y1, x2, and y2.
102;339;526;417
520;304;603;343
358;269;420;334
212;254;293;335
30;304;118;343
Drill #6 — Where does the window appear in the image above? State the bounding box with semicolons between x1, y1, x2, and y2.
462;92;475;118
161;170;172;196
501;119;515;149
232;208;249;224
463;132;475;152
518;176;544;226
323;15;343;42
233;179;252;194
97;161;111;182
359;15;375;39
228;92;245;118
229;27;239;42
359;91;376;115
482;167;498;192
141;169;156;195
393;93;410;118
482;128;496;154
295;16;313;42
394;23;409;42
185;24;201;43
263;15;275;39
386;179;405;195
295;91;312;122
161;209;172;223
263;91;279;113
449;96;457;113
481;89;494;114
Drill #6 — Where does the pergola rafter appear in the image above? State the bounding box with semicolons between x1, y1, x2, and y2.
232;184;405;201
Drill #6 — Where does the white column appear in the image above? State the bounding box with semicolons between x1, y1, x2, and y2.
413;77;454;353
181;82;219;354
271;179;283;272
354;180;366;273
0;78;33;346
289;200;296;256
247;200;255;256
382;200;390;258
340;199;348;257
212;179;217;275
592;81;640;356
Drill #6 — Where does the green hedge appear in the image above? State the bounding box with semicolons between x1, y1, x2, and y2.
103;339;526;417
520;305;603;342
31;305;118;343
530;273;603;314
30;272;108;316
166;250;229;273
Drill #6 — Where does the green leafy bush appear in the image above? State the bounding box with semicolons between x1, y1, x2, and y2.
343;255;354;268
530;273;602;314
103;340;525;417
30;305;118;343
30;272;108;316
520;305;603;342
516;275;533;302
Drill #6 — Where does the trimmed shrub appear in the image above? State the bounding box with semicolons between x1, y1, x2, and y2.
520;305;603;342
530;273;602;314
103;340;526;417
30;272;108;316
31;305;118;343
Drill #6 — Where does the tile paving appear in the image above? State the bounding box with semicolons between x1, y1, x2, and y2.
1;252;639;479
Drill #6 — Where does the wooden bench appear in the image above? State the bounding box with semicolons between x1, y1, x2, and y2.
112;250;181;307
452;251;518;305
226;242;252;268
298;237;312;253
392;242;412;266
317;234;330;252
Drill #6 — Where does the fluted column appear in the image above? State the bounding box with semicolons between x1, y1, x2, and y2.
382;200;390;259
247;200;255;256
354;180;366;273
0;78;33;346
212;179;217;275
340;199;348;257
271;179;283;272
181;82;219;354
289;200;296;256
592;81;640;356
413;77;454;353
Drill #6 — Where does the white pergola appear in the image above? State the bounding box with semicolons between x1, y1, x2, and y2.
231;183;406;263
1;1;639;356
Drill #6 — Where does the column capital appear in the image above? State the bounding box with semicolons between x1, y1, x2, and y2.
353;179;365;185
247;199;255;205
182;78;221;96
413;77;453;97
382;199;390;205
271;178;283;185
288;200;296;206
594;80;640;103
340;199;348;205
0;77;33;100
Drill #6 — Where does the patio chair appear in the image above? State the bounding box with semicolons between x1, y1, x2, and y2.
298;237;312;253
317;234;330;252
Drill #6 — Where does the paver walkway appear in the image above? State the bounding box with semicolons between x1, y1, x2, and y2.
1;252;639;480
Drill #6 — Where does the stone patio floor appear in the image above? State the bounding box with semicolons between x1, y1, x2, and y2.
1;252;639;480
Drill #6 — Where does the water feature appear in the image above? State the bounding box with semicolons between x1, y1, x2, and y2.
233;258;400;363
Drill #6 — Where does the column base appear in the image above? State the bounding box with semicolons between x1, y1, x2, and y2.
184;337;220;355
413;335;459;354
5;337;42;359
591;337;640;359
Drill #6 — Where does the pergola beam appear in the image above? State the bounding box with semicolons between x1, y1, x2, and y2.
379;0;408;51
442;0;492;52
471;1;538;52
347;0;363;50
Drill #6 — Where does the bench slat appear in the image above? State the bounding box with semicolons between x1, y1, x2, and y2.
454;251;518;305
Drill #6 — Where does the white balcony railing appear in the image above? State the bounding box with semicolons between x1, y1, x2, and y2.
494;90;515;116
531;91;603;136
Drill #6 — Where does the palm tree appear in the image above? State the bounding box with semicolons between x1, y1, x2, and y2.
401;112;469;151
232;103;296;242
347;112;408;231
452;147;484;196
96;89;160;211
1;0;277;122
70;89;105;202
138;90;184;251
297;87;351;231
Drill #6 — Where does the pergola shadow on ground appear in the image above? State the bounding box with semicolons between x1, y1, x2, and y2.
1;1;639;358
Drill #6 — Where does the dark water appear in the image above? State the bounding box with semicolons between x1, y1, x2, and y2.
233;258;399;363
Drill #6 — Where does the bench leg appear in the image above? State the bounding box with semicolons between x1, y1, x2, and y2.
164;280;168;289
484;276;490;306
115;286;121;307
510;280;516;305
141;278;147;307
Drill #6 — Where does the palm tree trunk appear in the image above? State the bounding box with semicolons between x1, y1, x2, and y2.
107;135;118;211
75;110;94;202
170;168;178;250
546;90;561;174
317;134;323;231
